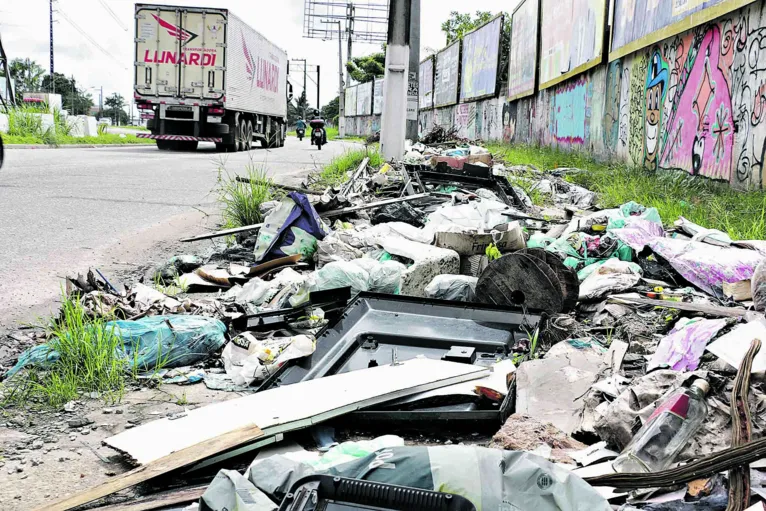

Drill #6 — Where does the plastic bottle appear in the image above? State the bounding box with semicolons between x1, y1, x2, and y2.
612;379;709;473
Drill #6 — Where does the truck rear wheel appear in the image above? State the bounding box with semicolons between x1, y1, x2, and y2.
156;139;173;150
245;121;253;151
237;118;247;152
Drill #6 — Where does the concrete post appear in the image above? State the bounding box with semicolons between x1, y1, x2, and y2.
406;0;420;141
380;0;411;161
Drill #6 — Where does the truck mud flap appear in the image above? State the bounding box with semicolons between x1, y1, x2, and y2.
137;134;222;143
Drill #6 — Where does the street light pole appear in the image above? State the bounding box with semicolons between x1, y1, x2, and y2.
322;20;345;138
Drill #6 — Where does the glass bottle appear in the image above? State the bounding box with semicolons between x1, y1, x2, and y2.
612;379;709;473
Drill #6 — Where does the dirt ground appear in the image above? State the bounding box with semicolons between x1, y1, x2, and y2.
0;383;241;511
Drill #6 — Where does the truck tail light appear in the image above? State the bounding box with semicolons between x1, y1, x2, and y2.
208;107;224;115
137;103;153;110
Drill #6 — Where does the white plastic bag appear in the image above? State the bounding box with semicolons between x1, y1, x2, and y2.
222;333;316;386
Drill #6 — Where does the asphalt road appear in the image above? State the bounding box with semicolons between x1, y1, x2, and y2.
0;138;359;329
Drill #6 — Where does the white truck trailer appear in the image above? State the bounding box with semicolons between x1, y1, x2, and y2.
133;4;291;151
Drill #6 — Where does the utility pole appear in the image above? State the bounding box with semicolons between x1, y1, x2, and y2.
290;58;308;118
316;65;321;115
346;3;354;86
406;0;420;141
322;20;345;138
380;0;411;160
49;0;55;94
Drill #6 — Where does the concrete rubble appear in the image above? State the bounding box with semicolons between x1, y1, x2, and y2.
4;137;766;511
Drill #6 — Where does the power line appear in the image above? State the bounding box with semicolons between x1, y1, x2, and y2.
97;0;128;32
57;8;126;69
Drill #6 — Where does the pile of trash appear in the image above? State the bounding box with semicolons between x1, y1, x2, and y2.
12;140;766;511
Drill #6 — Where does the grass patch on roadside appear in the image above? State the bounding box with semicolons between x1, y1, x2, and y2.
314;147;384;189
216;163;277;229
1;296;126;408
487;143;766;240
4;133;155;145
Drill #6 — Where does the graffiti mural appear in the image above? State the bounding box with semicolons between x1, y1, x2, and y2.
553;78;588;145
619;66;631;150
629;53;649;165
605;61;622;150
644;50;669;170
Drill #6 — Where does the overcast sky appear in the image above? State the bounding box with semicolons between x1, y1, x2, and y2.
0;0;517;114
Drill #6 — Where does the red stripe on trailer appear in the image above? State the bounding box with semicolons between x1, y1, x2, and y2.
136;134;222;143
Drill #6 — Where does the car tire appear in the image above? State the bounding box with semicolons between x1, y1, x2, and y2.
156;139;173;150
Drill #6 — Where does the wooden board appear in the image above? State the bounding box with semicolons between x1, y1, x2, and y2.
608;294;748;318
91;485;207;511
106;358;488;466
40;425;263;511
609;0;759;61
507;0;540;101
538;0;607;90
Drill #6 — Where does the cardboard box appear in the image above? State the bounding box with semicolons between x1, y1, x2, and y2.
435;222;525;256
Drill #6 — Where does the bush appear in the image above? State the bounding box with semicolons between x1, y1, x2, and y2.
217;163;277;229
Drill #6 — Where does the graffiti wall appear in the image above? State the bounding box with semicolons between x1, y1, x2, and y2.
344;2;766;190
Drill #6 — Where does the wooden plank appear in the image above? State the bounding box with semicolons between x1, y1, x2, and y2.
321;193;431;218
105;359;488;466
608;294;748;318
180;223;263;243
90;485;207;511
40;425;263;511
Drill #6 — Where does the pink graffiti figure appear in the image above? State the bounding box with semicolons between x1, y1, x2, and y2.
661;27;733;181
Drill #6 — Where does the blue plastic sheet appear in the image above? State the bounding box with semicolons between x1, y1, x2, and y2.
5;315;227;378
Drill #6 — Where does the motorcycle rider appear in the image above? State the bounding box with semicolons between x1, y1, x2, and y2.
295;118;307;133
309;110;328;145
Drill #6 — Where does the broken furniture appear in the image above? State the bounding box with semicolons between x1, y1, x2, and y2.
257;292;544;427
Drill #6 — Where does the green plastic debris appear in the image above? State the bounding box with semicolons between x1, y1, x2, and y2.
607;201;662;231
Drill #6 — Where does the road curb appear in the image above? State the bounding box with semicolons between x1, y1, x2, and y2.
5;144;155;149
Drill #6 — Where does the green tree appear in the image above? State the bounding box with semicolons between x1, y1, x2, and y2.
287;91;310;125
9;58;46;93
441;11;511;89
41;73;94;115
346;52;385;84
321;96;339;125
104;93;126;125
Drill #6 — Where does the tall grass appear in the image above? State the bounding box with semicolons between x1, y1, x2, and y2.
487;143;766;240
2;295;126;407
6;103;75;145
314;147;384;189
217;163;276;228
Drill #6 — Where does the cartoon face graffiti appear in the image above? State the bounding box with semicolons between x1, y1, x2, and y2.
644;51;668;170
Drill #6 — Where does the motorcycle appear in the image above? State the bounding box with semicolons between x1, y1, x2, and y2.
310;120;325;151
296;128;305;141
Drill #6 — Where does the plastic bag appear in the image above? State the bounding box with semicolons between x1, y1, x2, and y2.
606;201;662;231
578;260;642;300
547;232;633;270
424;275;478;302
370;201;425;227
753;259;766;311
222;333;316;386
310;259;405;295
253;192;329;263
425;199;510;234
648;318;727;372
112;315;227;370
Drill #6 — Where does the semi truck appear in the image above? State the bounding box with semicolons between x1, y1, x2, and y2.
133;4;290;151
